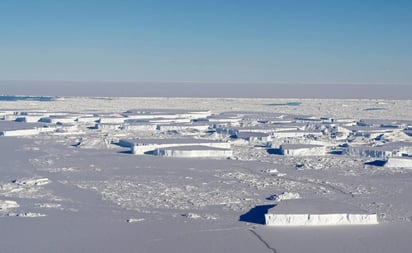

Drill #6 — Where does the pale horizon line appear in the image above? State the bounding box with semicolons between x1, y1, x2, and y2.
1;79;411;86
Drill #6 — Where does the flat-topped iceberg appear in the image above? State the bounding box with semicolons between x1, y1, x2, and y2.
265;213;378;226
265;199;378;226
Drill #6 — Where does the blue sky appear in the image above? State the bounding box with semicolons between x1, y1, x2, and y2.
0;0;411;84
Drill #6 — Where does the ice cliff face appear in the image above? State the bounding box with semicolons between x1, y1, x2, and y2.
265;213;378;226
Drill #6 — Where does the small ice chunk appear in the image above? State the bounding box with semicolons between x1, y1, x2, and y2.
12;177;50;186
7;212;46;218
181;213;202;219
0;200;19;210
126;218;145;223
263;168;279;174
268;192;301;202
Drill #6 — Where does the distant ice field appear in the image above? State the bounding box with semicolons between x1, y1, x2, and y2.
1;81;412;99
1;96;411;121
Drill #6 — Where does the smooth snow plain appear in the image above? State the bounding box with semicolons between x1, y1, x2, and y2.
0;95;412;253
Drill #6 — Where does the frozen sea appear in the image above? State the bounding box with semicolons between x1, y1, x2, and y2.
0;82;412;253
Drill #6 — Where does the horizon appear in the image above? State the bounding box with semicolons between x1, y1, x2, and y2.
1;80;412;99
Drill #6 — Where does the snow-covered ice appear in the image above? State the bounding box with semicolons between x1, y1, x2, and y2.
1;96;412;252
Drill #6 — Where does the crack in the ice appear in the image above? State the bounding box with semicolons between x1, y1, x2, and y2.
249;229;278;253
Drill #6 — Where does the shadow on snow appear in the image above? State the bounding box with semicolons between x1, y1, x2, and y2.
364;160;387;166
267;148;282;155
239;204;276;225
